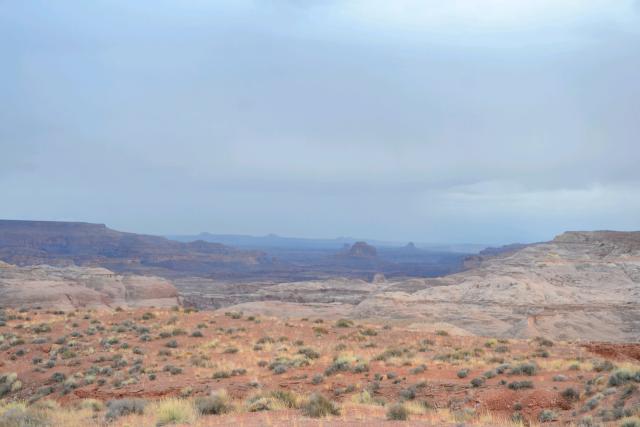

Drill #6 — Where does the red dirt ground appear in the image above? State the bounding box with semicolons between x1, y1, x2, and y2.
1;307;638;426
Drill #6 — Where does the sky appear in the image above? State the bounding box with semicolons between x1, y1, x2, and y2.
1;0;640;245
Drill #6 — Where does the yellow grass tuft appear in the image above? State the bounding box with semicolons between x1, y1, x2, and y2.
78;398;104;412
150;398;198;426
403;400;433;415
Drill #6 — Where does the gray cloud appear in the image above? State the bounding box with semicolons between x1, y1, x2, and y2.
1;1;639;244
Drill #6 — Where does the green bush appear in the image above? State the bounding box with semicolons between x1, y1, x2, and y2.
141;312;155;320
298;347;320;359
335;319;353;328
195;393;231;415
225;311;243;319
387;403;409;420
301;394;340;418
212;370;230;379
106;398;147;420
609;369;639;387
163;365;182;375
373;348;404;361
562;387;580;401
399;386;416;400
593;360;615;372
257;336;275;344
535;337;554;347
495;363;510;374
508;381;534;390
353;362;369;374
322;357;358;375
410;364;426;375
510;363;537;376
539;409;557;422
50;372;65;383
273;365;287;375
471;377;485;387
270;390;299;409
483;370;496;379
32;324;51;334
361;328;377;336
0;405;49;427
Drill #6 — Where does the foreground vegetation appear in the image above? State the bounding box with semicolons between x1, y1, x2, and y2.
1;306;640;426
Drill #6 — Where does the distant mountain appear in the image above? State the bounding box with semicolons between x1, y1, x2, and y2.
0;220;473;283
340;241;378;258
0;220;271;278
402;242;418;251
168;232;358;250
168;232;487;253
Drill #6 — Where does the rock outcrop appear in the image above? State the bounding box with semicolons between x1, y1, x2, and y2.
462;243;530;270
354;230;640;341
347;241;378;258
402;242;418;252
220;230;640;342
0;220;468;283
0;262;179;310
0;220;271;278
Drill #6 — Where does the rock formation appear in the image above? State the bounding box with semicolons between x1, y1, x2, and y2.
354;231;640;341
220;230;640;342
371;273;386;284
0;220;271;278
462;243;530;270
343;241;378;258
403;242;418;251
0;262;179;310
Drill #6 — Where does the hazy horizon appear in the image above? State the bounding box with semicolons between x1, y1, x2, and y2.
2;1;640;245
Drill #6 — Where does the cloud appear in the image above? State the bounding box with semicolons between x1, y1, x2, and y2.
0;0;639;243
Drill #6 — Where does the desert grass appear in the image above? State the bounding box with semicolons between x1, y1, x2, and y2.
0;308;632;426
150;398;198;426
46;406;96;427
0;400;96;427
537;358;584;372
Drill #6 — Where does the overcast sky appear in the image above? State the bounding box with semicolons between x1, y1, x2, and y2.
1;1;639;244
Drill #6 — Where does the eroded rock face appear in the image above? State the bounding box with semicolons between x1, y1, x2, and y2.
219;231;640;342
0;220;271;278
462;243;530;270
353;231;640;341
346;242;378;258
179;277;383;310
0;263;179;310
403;242;417;252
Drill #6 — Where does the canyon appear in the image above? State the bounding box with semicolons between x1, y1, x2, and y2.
1;221;639;341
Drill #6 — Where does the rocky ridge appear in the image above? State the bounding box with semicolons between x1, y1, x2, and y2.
0;262;179;309
222;231;640;342
0;220;271;278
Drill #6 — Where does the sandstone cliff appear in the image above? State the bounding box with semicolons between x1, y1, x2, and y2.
353;230;640;341
220;231;640;341
0;220;271;278
0;262;179;310
345;241;378;258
